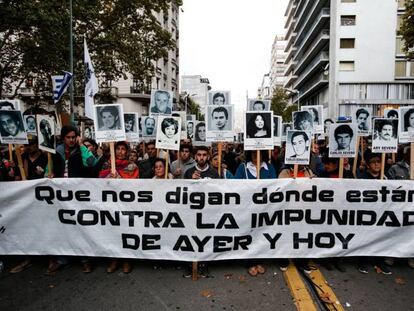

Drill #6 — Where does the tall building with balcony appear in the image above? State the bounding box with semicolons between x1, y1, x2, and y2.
283;0;414;118
270;35;288;93
180;75;211;114
257;73;271;99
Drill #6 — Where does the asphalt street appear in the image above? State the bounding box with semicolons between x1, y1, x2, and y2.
1;257;414;311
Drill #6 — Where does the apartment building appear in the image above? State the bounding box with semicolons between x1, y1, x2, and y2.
269;35;288;93
257;73;272;99
180;75;211;114
283;0;414;119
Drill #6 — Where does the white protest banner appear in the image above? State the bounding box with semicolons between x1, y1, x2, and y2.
2;179;414;260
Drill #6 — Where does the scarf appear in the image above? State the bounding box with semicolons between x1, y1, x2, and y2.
99;158;139;179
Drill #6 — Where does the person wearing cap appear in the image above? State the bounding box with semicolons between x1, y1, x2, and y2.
170;143;196;179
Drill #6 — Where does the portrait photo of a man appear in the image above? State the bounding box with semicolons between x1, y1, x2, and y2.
207;105;232;132
0;100;19;111
247;99;270;111
372;118;398;152
37;116;55;153
208;91;230;106
142;116;157;138
353;106;372;135
150;90;173;115
24;115;37;134
0;110;28;144
93;104;126;143
329;123;357;158
284;130;311;164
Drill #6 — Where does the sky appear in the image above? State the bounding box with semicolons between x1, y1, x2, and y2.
179;0;289;127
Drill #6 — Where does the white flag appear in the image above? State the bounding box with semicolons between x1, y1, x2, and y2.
84;38;99;119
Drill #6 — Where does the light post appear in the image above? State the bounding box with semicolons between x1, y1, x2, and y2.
182;92;197;114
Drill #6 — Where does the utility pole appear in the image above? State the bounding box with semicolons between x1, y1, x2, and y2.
69;0;74;116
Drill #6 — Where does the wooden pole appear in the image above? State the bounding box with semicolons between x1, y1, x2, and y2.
109;142;116;175
165;151;169;179
47;152;53;177
293;164;298;178
392;153;396;164
8;144;13;161
353;137;360;177
380;153;386;180
14;145;26;180
218;143;222;177
339;158;344;179
256;150;260;180
80;121;85;139
268;150;272;163
192;261;198;281
360;137;365;163
411;142;414;180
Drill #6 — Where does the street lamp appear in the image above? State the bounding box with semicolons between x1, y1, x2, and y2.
181;92;197;114
284;88;300;111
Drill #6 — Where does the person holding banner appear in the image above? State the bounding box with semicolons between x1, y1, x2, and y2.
152;158;173;179
99;141;138;273
184;146;219;179
139;141;158;178
171;144;196;179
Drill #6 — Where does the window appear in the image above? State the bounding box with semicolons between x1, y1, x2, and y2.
396;37;405;54
395;61;406;76
340;38;355;49
398;0;406;8
410;62;414;77
397;15;403;32
339;61;355;71
341;15;356;26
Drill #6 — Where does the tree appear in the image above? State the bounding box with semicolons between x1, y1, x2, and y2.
178;95;204;120
0;0;182;98
399;0;414;59
270;87;298;122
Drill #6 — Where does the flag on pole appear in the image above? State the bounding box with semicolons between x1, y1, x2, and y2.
84;38;99;120
51;71;73;104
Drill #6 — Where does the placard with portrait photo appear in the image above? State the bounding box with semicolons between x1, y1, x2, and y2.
247;99;270;111
156;116;181;150
301;105;324;134
124;112;140;142
83;125;94;140
36;115;55;153
24;115;37;135
150;90;173;116
244;111;273;150
193;121;207;146
0;99;20;111
372;118;398;153
352;106;372;136
94;104;126;143
284;130;311;165
328;123;358;158
141;116;157;140
273;116;282;146
172;111;187;139
398;106;414;143
0;110;28;144
282;123;293;141
293;110;314;133
206;105;234;142
208;91;231;106
384;108;399;119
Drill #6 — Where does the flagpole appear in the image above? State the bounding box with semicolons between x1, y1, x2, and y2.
69;0;74;117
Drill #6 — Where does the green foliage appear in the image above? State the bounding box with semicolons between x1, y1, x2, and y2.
0;0;182;98
398;0;414;59
178;95;204;120
270;87;298;122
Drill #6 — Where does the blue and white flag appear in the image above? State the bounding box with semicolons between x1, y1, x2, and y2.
51;71;73;104
84;38;99;120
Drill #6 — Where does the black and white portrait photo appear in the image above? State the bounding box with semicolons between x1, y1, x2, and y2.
293;110;314;132
208;91;231;106
0;110;28;144
244;112;273;150
206;105;234;142
83;126;94;139
0;99;20;111
247;99;270;111
324;118;335;136
384;108;399;119
282;123;293;141
352;106;372;136
372;118;398;153
124;113;140;142
94;104;126;143
187;114;196;122
301;105;324;134
156;116;181;150
273;116;282;146
150;90;173;116
172;111;187;139
187;120;194;139
24;115;37;135
328;123;357;158
398;106;414;143
36;115;55;153
141;116;157;138
193;121;207;146
284;130;311;165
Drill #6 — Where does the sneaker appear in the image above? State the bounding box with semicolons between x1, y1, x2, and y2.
408;258;414;269
375;265;392;275
358;265;369;274
198;264;209;278
279;266;288;272
384;258;394;267
299;265;314;274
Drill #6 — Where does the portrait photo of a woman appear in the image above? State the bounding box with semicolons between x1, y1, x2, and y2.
246;112;272;139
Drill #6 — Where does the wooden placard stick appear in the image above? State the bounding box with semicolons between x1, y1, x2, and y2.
14;145;26;180
353;137;360;177
339;158;344;179
380;153;386;180
47;152;53;177
218;143;222;177
165;151;169;179
411;142;414;180
80;121;85;139
8;144;13;161
268;150;272;163
109;142;116;175
392;153;396;164
256;150;260;180
360;137;365;163
293;164;299;178
192;261;198;281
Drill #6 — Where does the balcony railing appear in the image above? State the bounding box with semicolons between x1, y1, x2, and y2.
294;30;329;71
294;51;329;89
130;85;151;95
294;0;314;33
298;73;328;99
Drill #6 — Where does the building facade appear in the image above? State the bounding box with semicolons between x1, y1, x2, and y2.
270;35;288;93
180;75;211;114
283;0;414;118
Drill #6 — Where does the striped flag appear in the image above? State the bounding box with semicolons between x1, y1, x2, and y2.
84;38;99;119
51;71;73;104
